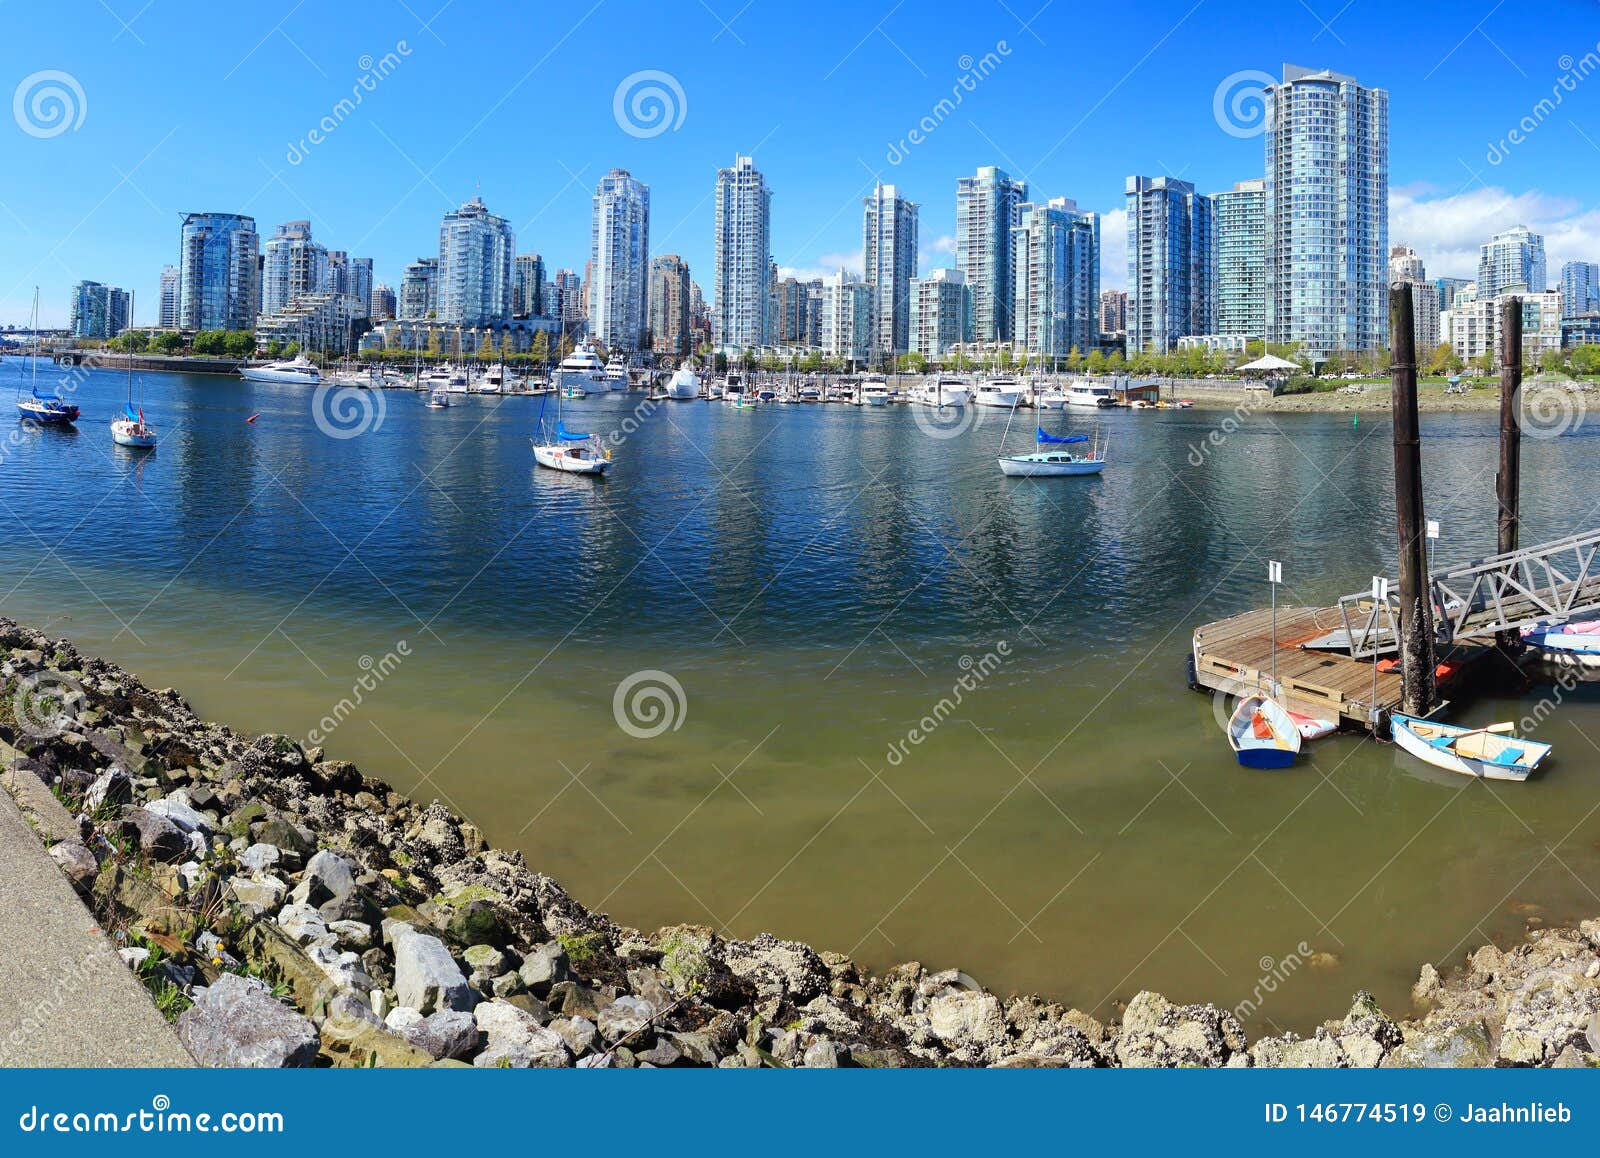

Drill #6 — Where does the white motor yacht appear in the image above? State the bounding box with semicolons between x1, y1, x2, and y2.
239;355;321;385
553;341;609;395
974;377;1025;408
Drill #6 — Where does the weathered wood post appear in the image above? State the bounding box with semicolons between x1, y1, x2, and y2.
1496;297;1524;653
1391;283;1438;717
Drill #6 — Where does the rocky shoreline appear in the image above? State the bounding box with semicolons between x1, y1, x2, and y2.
2;615;1597;1068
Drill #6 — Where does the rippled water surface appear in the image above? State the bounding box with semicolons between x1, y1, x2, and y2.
4;356;1599;1033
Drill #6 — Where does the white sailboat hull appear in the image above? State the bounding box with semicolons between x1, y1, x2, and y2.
533;443;610;474
110;420;156;448
997;454;1105;477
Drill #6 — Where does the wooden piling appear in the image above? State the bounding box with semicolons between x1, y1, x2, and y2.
1390;284;1438;717
1496;297;1524;653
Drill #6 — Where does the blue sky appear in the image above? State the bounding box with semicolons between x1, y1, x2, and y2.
3;0;1598;326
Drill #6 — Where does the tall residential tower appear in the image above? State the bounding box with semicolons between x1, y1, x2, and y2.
589;169;651;353
712;155;772;350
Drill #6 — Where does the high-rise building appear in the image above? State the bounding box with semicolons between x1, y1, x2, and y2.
589;169;651;353
178;212;259;331
1212;179;1266;339
1477;226;1546;297
956;165;1028;343
370;283;397;321
862;183;919;355
549;269;584;328
1098;289;1126;335
1389;246;1440;352
68;281;131;339
648;254;692;358
1264;65;1388;355
774;278;812;345
158;265;180;329
805;279;825;348
514;254;545;318
435;197;514;327
821;270;873;362
1559;261;1599;318
1011;198;1100;358
1445;289;1562;362
1434;277;1472;315
325;251;374;320
713;155;772;349
1125;176;1213;354
908;268;968;357
398;258;438;320
260;221;328;316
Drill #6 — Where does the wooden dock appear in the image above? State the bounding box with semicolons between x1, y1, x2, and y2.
1190;605;1480;728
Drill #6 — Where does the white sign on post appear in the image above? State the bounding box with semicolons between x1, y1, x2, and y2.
1373;576;1389;601
1267;560;1282;584
1426;520;1440;540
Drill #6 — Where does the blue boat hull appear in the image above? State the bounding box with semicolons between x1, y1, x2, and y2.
1235;747;1298;770
17;400;79;424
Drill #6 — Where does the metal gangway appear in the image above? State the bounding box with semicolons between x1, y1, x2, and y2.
1325;527;1600;659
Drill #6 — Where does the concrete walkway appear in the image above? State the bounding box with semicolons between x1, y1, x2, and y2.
0;766;192;1066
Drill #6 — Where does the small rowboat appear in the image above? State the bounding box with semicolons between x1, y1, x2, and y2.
1390;715;1550;782
1227;695;1301;769
1521;626;1600;671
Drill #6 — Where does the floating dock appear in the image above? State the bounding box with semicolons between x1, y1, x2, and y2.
1190;605;1495;728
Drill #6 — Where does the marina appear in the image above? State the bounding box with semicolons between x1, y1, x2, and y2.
4;344;1599;1034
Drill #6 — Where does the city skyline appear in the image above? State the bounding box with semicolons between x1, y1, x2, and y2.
1;1;1592;328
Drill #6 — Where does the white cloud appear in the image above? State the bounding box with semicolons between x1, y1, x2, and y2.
1389;183;1600;283
1098;208;1127;290
779;249;862;283
930;234;956;255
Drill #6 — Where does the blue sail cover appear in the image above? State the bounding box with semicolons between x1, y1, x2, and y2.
557;422;590;442
125;402;140;422
1037;429;1087;444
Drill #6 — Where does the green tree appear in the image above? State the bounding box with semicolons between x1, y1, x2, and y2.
284;341;301;358
1569;344;1600;376
1107;350;1126;372
266;339;283;358
530;329;551;366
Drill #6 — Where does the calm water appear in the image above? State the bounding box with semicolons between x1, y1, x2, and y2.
4;356;1600;1034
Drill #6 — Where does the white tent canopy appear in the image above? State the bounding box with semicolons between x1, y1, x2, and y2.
1237;353;1301;372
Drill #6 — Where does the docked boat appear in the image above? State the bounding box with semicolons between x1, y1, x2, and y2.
532;389;610;475
603;357;630;391
1521;623;1600;670
1226;695;1301;769
997;427;1106;477
797;382;821;403
862;380;891;406
913;376;971;408
110;403;157;449
552;341;609;396
240;355;321;385
664;364;701;400
14;291;77;425
1064;379;1118;408
17;387;80;425
1390;715;1550;782
974;377;1025;409
425;387;450;409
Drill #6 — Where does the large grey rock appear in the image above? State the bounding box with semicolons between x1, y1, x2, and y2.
275;903;328;945
237;843;281;874
290;849;370;922
927;991;1008;1061
117;806;188;863
393;930;474;1014
83;767;131;811
47;840;98;891
387;1008;481;1061
518;941;570;993
145;795;217;839
228;876;286;909
472;1001;569;1068
177;973;318;1067
1113;991;1247;1068
597;994;655;1043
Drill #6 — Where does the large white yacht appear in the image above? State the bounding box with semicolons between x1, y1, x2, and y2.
973;377;1025;408
553;341;609;395
239;355;321;385
664;364;701;399
912;376;971;408
603;357;630;391
1064;379;1119;408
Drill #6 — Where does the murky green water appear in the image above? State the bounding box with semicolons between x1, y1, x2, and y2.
4;358;1598;1034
